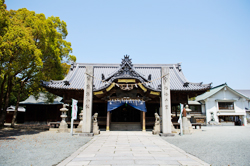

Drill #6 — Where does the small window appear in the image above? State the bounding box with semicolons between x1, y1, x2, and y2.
189;105;201;112
218;102;234;110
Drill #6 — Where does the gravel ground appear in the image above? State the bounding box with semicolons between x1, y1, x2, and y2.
162;125;250;166
0;128;92;166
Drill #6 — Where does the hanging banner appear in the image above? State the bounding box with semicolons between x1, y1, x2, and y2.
72;99;78;120
178;103;183;136
107;101;147;112
71;99;78;136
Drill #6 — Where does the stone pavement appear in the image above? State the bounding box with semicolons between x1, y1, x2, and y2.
58;131;209;166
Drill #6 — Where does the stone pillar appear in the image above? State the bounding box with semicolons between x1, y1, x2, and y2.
159;97;162;116
160;67;173;136
82;66;93;133
142;111;146;132
106;111;110;131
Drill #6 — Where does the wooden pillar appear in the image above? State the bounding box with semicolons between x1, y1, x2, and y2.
142;111;146;132
106;111;110;131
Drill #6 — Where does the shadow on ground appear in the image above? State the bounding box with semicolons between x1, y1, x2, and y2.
0;125;48;140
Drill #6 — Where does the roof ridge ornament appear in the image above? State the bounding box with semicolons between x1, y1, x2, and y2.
121;54;133;67
114;55;140;78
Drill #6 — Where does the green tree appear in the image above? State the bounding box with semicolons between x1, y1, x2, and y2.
0;1;76;127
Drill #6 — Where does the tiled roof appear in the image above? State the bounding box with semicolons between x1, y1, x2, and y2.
42;62;211;92
20;93;63;105
42;64;86;90
188;101;201;105
196;83;250;101
235;90;250;98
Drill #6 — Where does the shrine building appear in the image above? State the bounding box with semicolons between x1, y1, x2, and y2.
42;55;211;133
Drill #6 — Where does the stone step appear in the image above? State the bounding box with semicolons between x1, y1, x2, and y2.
110;122;142;131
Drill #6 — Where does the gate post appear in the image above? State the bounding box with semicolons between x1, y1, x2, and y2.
161;67;173;135
82;66;93;133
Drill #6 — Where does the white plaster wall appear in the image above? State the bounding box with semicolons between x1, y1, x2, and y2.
199;101;206;114
212;88;238;100
205;99;218;123
211;90;246;114
202;88;249;125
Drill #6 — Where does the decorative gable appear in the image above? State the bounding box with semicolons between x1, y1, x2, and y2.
104;55;149;83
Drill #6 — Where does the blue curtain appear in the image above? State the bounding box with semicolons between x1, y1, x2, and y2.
107;101;147;112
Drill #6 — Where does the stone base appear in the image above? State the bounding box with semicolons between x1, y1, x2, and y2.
183;130;192;135
93;122;100;135
75;128;82;133
182;117;193;135
58;128;69;133
152;124;160;135
159;133;175;137
171;123;178;133
209;121;219;125
75;121;83;133
152;130;160;135
79;133;94;137
58;121;69;133
93;130;100;135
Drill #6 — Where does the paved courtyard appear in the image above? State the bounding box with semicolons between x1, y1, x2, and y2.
1;126;249;166
0;128;91;166
162;126;250;166
59;131;209;166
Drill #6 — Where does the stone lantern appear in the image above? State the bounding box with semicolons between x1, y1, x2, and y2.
182;104;193;134
58;104;69;133
185;105;192;119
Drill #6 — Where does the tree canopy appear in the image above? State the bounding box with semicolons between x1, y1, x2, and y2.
0;1;76;126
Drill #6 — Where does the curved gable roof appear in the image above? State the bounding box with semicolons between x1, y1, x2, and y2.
42;56;211;92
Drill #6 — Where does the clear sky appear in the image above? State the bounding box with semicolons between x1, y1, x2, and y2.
6;0;250;89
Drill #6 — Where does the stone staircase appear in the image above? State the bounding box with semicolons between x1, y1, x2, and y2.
110;122;141;131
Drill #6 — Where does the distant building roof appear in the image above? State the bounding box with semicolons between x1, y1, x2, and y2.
20;93;63;105
188;101;201;105
235;90;250;98
196;83;250;101
42;56;211;92
7;106;26;112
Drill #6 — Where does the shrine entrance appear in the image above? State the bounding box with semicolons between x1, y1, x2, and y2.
109;104;143;131
106;99;147;131
111;104;140;122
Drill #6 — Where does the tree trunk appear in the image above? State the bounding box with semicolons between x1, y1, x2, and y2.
11;82;24;128
0;74;7;116
0;76;13;127
11;81;24;128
